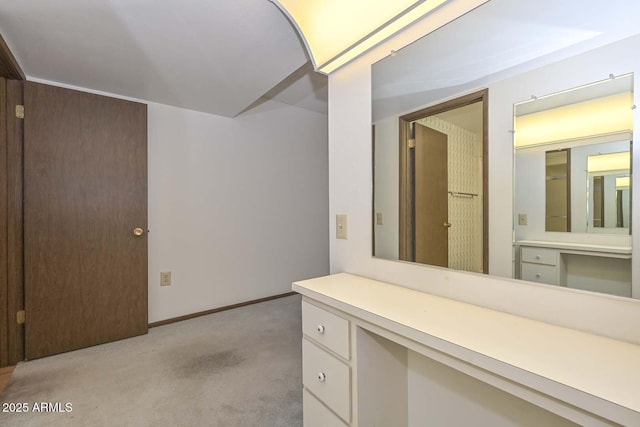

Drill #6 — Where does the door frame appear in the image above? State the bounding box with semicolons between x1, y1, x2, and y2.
1;33;26;367
0;77;7;367
1;79;24;367
399;89;489;273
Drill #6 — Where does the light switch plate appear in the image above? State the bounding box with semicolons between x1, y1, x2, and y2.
160;271;172;286
518;214;527;226
336;214;348;239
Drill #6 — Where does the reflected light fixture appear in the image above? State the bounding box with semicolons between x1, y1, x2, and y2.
616;176;630;189
270;0;450;74
587;151;631;173
515;92;633;148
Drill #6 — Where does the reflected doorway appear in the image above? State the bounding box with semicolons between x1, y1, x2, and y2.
398;90;488;273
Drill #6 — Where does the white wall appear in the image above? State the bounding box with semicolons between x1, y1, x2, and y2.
328;1;640;345
148;100;329;322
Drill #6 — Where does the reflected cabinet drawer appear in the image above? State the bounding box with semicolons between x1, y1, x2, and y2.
520;247;558;266
303;338;351;424
302;301;350;360
521;262;559;285
303;389;348;427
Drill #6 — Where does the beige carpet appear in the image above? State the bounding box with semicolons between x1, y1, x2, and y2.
0;295;303;426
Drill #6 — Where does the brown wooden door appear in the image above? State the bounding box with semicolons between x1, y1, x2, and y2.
24;82;148;359
414;124;448;267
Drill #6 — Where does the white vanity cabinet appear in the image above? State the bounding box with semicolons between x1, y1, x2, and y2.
517;241;632;297
303;389;348;427
520;246;562;285
295;273;640;427
301;300;351;426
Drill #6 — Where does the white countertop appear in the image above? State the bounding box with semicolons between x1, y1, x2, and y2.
293;273;640;423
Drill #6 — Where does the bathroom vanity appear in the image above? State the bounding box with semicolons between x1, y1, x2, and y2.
516;241;632;297
295;273;640;427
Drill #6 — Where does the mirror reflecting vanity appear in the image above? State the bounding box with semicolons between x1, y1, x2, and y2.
514;74;633;297
371;0;638;299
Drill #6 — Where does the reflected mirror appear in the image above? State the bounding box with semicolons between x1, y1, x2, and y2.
588;154;631;231
514;74;633;236
514;75;633;298
371;0;638;299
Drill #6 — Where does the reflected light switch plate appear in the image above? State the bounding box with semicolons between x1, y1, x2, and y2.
518;214;527;226
376;212;384;225
336;214;348;239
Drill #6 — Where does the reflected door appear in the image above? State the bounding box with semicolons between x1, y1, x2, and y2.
414;124;448;266
395;92;487;273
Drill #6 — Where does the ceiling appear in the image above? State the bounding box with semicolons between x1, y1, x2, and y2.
0;0;328;117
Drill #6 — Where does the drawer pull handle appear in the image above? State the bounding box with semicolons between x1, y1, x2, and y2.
536;273;541;278
317;372;326;382
317;325;325;334
535;255;541;260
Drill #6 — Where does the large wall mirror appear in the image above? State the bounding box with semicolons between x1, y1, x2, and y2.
372;0;639;299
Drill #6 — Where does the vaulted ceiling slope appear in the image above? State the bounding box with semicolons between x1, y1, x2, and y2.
0;0;327;117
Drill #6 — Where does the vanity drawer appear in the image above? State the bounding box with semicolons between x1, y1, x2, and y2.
303;389;348;427
521;262;559;285
302;301;350;360
520;247;558;266
303;338;351;424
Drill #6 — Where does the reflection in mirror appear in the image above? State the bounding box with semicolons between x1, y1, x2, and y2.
588;153;631;231
371;0;639;299
515;74;633;236
514;75;633;297
518;139;632;234
542;146;632;233
545;150;570;232
396;92;487;273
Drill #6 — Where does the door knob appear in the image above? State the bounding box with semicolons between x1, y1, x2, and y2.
133;227;144;236
443;222;452;228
